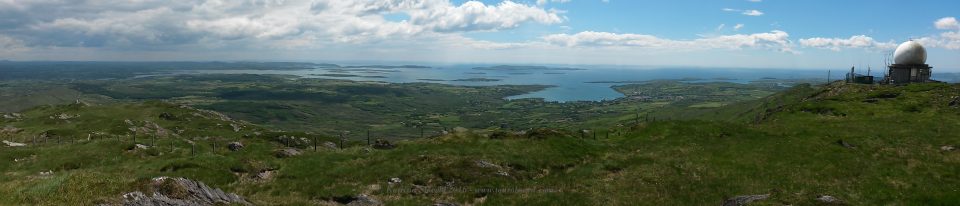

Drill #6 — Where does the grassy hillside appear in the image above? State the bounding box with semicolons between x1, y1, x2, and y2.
1;83;958;205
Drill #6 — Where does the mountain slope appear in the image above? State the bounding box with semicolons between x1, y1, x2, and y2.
0;83;958;205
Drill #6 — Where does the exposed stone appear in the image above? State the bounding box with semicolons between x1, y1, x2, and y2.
836;139;855;149
474;160;502;169
128;144;150;151
942;145;956;152
255;170;274;181
433;203;460;206
372;139;396;150
816;195;843;204
3;140;26;147
274;148;302;158
50;113;78;120
475;160;510;176
1;125;23;134
722;194;769;206
2;113;23;119
323;141;338;150
158;112;177;121
388;177;402;186
39;170;54;176
345;194;382;206
116;177;251;206
227;142;244;151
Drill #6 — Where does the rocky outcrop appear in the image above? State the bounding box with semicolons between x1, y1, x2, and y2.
835;139;855;149
345;194;382;206
372;139;395;150
227;142;244;151
1;126;23;134
722;194;769;206
117;177;251;206
274;148;302;158
323;141;338;150
3;140;26;147
815;195;843;204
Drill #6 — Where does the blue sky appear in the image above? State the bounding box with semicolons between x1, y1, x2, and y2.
0;0;957;70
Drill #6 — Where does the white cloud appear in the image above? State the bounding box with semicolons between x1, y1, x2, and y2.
537;0;572;6
542;30;794;52
733;24;744;31
916;17;960;50
798;35;896;51
747;0;762;2
742;10;763;16
722;8;764;16
4;0;563;49
935;17;958;30
408;1;563;32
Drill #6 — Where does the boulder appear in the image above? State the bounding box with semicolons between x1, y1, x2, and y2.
227;142;244;151
388;177;402;186
722;194;769;206
3;140;26;147
942;145;956;152
835;139;855;149
345;194;382;206
116;177;251;206
433;203;460;206
255;170;274;181
372;139;396;150
1;126;23;134
815;195;843;204
274;148;302;158
323;141;338;150
474;160;502;169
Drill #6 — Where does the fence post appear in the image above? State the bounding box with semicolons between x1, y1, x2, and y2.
313;136;317;152
367;130;371;146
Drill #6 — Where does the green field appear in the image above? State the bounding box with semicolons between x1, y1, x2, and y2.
1;80;958;205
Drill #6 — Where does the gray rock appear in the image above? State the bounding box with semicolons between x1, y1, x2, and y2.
323;141;338;150
3;140;26;147
722;194;769;206
836;139;855;149
274;148;302;158
433;203;460;206
227;142;244;151
117;177;251;206
474;160;502;169
345;194;382;206
255;170;274;181
387;177;402;186
132;144;150;150
372;139;395;150
816;195;843;204
942;145;956;152
1;126;23;134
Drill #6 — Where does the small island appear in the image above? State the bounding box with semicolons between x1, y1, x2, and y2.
473;65;585;71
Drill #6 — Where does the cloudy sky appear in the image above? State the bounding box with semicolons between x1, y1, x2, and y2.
0;0;958;70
